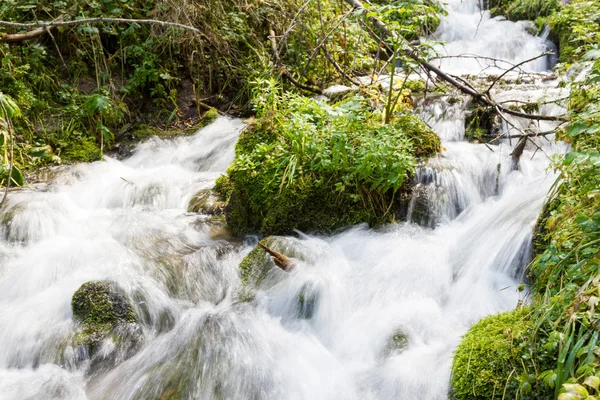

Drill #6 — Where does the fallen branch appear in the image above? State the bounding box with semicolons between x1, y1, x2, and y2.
258;242;296;272
342;0;567;122
0;17;202;43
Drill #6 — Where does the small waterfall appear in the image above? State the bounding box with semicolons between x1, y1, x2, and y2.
0;0;568;398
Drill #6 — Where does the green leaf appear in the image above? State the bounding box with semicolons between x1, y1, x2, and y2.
0;93;22;119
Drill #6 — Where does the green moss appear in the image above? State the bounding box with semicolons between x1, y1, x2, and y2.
239;237;277;286
72;281;136;325
71;281;137;349
199;108;219;127
61;136;101;163
451;307;553;400
404;79;427;93
238;236;312;286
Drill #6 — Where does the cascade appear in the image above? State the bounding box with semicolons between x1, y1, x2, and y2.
0;0;567;398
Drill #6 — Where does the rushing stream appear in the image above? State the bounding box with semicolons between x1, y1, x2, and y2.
0;0;569;399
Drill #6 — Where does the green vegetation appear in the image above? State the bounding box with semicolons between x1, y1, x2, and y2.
0;0;444;188
490;0;600;63
490;0;559;23
548;0;600;63
218;80;440;235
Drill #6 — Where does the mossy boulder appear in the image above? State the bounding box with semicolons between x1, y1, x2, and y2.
219;94;441;236
188;189;226;215
71;281;142;368
451;307;553;399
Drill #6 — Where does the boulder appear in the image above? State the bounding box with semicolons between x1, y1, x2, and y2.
71;281;143;371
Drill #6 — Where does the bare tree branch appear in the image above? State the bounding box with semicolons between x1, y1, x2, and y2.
0;17;202;43
485;52;551;94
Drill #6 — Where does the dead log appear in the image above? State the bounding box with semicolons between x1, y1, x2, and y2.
258;242;296;272
510;135;528;170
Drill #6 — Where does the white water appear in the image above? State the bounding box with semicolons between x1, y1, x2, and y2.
0;0;566;398
431;0;554;74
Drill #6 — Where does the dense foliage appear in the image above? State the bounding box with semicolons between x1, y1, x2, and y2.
218;80;440;235
0;0;443;187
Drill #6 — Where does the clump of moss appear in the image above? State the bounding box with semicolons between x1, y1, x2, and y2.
382;329;409;357
71;281;137;350
219;92;440;236
451;307;553;400
61;136;102;163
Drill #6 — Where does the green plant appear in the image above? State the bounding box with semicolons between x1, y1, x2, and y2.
219;83;439;235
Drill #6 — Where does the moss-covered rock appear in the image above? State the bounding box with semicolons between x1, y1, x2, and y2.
188;189;227;215
71;281;142;362
61;136;102;163
382;329;409;357
219;94;440;236
451;306;553;400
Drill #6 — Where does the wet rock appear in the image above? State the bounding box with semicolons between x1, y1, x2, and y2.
322;84;354;99
188;189;226;215
71;281;143;372
464;103;500;142
407;183;433;227
238;236;312;288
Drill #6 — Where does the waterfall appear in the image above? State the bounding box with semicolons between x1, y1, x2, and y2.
0;0;567;398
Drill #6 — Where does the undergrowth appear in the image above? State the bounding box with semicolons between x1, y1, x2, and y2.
0;0;443;188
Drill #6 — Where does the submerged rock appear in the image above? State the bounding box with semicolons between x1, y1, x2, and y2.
383;329;409;357
71;281;143;372
188;189;226;215
238;236;313;290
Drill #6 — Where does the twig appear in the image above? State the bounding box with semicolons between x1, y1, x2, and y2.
321;46;362;86
485;52;550;94
45;27;68;71
269;28;322;95
277;0;312;56
303;9;354;74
